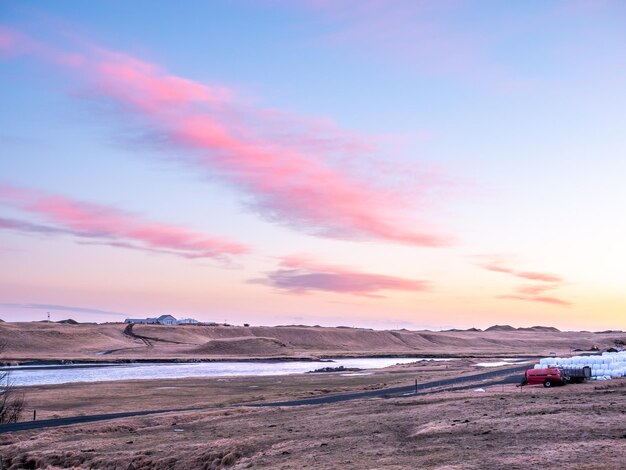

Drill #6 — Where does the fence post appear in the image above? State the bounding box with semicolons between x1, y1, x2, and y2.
415;379;417;394
33;409;36;421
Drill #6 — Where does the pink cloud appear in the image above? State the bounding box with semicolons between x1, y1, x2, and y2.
481;262;562;283
477;256;570;307
0;183;250;260
497;294;571;307
250;255;431;297
531;296;571;307
93;51;230;113
515;271;562;283
516;284;556;296
0;26;449;247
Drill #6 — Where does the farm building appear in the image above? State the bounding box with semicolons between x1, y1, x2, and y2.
155;314;177;325
124;317;158;324
124;315;199;326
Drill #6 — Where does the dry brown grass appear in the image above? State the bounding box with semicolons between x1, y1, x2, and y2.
0;322;621;362
1;380;624;469
1;322;624;468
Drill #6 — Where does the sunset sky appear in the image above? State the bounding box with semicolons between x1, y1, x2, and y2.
1;1;625;330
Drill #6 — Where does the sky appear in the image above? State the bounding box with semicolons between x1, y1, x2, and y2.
1;0;625;330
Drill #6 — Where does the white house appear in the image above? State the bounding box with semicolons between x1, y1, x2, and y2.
177;318;199;325
155;314;177;325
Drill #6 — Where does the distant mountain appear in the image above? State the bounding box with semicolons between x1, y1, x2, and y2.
486;324;560;332
485;325;516;332
518;326;560;332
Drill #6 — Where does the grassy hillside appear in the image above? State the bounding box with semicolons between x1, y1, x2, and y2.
0;321;621;362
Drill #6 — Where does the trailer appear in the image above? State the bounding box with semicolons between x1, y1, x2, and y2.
519;366;591;387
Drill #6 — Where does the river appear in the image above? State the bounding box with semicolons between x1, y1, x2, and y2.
1;357;452;386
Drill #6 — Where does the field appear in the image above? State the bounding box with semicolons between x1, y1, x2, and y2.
0;322;625;469
0;370;625;469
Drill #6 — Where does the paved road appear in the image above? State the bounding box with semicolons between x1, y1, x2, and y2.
251;364;529;406
0;364;529;434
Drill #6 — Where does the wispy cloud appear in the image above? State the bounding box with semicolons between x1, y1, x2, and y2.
0;303;128;318
0;183;250;261
249;255;431;297
0;25;450;247
496;294;571;307
515;284;556;296
481;262;562;283
478;256;570;307
0;216;76;236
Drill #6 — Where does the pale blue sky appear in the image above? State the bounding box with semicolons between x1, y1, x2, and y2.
1;1;625;329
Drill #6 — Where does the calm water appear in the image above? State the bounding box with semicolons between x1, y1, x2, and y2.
475;360;529;368
1;357;451;387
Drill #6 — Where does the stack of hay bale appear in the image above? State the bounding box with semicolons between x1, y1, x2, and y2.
533;351;626;380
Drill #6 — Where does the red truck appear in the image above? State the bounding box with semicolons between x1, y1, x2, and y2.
520;366;591;387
